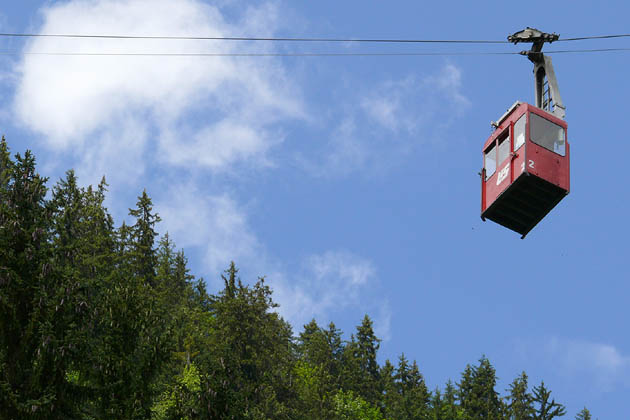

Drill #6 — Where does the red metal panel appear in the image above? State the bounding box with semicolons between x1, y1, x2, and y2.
481;102;529;213
524;104;570;192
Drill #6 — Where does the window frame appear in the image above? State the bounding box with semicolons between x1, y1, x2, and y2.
497;129;511;166
529;112;566;156
513;114;526;152
484;142;497;181
484;127;510;181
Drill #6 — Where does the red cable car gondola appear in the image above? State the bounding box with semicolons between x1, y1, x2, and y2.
481;28;570;238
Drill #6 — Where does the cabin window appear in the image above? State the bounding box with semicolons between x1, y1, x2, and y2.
484;143;496;180
513;115;526;151
497;132;510;165
530;112;566;156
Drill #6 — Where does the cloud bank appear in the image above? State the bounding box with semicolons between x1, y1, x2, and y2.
13;0;303;186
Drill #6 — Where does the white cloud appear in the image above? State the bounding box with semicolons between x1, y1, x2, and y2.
156;183;260;280
157;184;390;337
269;250;390;336
423;63;470;111
360;77;418;133
373;300;392;342
516;336;630;392
12;0;304;180
547;337;630;375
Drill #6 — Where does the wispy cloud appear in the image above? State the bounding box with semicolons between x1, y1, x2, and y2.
517;336;630;392
156;183;260;281
302;64;470;177
546;337;630;389
360;76;419;133
155;184;391;338
269;250;391;337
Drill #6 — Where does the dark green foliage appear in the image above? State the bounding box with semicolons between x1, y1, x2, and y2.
196;263;295;419
532;381;566;420
574;407;592;420
457;356;503;420
381;354;430;420
294;319;344;418
342;315;382;406
505;371;534;420
0;142;79;418
0;140;585;419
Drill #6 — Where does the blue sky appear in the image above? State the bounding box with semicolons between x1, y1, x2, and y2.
1;0;629;417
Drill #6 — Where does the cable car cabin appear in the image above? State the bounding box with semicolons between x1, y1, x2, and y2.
481;102;569;238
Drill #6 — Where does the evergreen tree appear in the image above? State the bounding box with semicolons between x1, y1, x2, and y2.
198;263;295;419
128;190;161;286
458;356;502;420
333;390;385;420
381;359;402;418
382;354;430;420
0;145;80;418
532;381;566;420
442;380;460;420
81;190;171;419
294;319;342;418
505;371;534;420
430;388;451;420
574;407;592;420
342;315;382;407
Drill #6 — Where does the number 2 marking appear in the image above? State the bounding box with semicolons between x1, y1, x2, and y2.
528;160;535;169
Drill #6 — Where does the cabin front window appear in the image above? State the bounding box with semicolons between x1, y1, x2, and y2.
484;143;496;180
530;112;566;156
497;132;510;165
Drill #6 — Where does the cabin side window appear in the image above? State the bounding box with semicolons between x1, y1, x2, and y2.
513;115;526;151
530;112;566;156
484;143;497;180
497;130;510;165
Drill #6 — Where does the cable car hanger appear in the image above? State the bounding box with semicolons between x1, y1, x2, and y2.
509;27;565;120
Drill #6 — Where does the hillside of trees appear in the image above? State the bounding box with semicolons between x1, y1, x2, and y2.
0;137;595;419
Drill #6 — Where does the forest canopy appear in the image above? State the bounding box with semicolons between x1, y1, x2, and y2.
0;137;590;419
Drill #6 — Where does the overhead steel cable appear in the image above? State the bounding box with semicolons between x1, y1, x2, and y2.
1;31;630;43
1;48;629;57
546;47;630;53
0;32;509;43
557;34;630;41
0;50;520;57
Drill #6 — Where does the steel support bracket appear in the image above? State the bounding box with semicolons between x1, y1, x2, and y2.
509;28;565;119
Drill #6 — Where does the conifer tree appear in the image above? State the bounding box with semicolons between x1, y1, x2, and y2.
342;315;382;406
442;380;460;420
505;371;534;420
458;356;502;420
128;190;161;286
0;145;79;418
532;381;566;420
574;407;592;420
198;263;294;419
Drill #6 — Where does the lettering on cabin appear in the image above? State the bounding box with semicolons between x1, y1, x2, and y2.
497;163;510;185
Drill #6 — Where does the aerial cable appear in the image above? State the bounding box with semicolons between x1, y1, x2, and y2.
2;31;630;43
0;32;508;44
557;34;630;41
1;48;629;57
0;50;520;57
